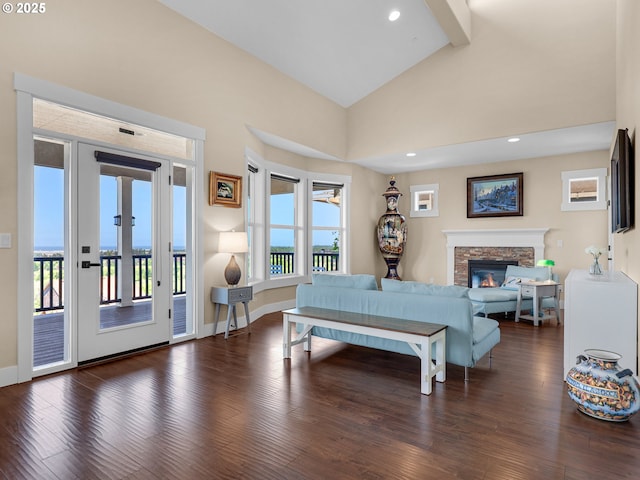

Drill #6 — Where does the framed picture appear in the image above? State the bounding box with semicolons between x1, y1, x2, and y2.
209;171;242;208
560;168;607;212
409;183;439;218
467;172;523;218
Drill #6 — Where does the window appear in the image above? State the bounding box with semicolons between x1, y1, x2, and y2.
561;168;607;211
410;183;439;217
311;182;344;272
269;173;301;277
246;163;264;284
246;150;350;289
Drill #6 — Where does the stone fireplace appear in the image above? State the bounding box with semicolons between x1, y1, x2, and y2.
442;229;549;286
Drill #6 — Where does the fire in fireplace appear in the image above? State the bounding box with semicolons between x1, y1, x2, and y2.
468;260;518;288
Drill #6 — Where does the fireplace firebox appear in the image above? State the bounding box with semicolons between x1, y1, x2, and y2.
468;259;518;288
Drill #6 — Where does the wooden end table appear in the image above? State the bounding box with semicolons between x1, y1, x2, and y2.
515;281;561;326
211;285;253;339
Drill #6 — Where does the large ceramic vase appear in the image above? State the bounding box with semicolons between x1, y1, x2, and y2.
377;178;407;280
566;349;640;422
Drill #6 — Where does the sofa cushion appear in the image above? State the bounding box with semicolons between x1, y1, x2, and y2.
311;273;378;290
473;316;500;345
381;278;469;298
468;287;518;302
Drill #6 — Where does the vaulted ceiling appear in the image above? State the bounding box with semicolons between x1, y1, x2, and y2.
157;0;614;173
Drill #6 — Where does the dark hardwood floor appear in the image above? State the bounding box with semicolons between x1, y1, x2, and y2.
1;312;639;479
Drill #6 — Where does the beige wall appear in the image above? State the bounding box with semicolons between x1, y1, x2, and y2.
0;0;349;371
393;151;610;286
347;0;616;160
614;0;640;359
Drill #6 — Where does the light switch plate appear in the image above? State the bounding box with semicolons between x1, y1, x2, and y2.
0;233;11;248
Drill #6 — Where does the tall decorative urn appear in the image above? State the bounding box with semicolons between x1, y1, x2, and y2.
377;177;407;280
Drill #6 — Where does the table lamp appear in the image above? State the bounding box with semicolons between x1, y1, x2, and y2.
218;231;248;286
536;259;555;282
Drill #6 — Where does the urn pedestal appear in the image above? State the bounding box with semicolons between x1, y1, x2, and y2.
377;178;407;280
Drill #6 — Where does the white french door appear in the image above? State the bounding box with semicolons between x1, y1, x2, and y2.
76;143;171;363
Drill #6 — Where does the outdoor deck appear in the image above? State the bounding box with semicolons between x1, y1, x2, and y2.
33;296;187;367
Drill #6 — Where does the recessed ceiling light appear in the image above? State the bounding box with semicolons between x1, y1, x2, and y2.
406;152;416;157
507;137;521;143
389;10;401;22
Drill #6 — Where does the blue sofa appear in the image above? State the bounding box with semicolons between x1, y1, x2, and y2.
295;274;501;381
468;265;558;316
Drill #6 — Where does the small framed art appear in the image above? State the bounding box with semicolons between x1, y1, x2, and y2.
467;172;523;218
209;171;242;208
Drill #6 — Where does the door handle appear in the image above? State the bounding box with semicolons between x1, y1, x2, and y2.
81;261;101;268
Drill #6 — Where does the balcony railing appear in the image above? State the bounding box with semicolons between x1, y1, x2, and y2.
35;251;333;312
269;252;339;275
34;253;187;312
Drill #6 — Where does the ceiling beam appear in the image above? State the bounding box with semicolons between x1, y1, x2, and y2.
424;0;471;47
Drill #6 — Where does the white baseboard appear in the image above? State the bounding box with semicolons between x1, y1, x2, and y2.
212;299;296;336
0;365;18;388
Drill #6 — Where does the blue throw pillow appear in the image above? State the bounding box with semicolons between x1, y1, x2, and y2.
312;274;378;290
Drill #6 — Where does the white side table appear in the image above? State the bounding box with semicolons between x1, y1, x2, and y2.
211;285;253;339
515;281;561;327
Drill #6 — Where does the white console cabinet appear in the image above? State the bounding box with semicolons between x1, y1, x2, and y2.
564;269;638;379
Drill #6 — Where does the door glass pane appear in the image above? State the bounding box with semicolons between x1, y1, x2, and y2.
99;165;154;330
172;165;191;337
33;138;68;368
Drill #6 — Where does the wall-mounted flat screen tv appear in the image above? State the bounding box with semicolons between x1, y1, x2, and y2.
611;128;634;233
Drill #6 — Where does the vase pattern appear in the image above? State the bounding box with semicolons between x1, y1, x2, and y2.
377;178;407;280
566;349;640;422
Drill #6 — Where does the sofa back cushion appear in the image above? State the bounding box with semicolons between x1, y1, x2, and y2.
380;278;469;298
312;273;378;290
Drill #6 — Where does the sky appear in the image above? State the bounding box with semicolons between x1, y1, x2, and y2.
34;167;338;250
34;166;186;250
270;192;340;247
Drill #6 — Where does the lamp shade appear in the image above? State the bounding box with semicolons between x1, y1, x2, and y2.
218;231;248;254
537;259;555;282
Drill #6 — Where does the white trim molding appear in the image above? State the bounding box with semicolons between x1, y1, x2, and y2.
0;366;18;388
442;228;550;285
15;73;206;379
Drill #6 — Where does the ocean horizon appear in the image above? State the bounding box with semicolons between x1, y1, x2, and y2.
34;246;186;253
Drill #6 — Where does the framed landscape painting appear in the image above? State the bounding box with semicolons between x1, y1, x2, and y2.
467;172;523;218
209;171;242;208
